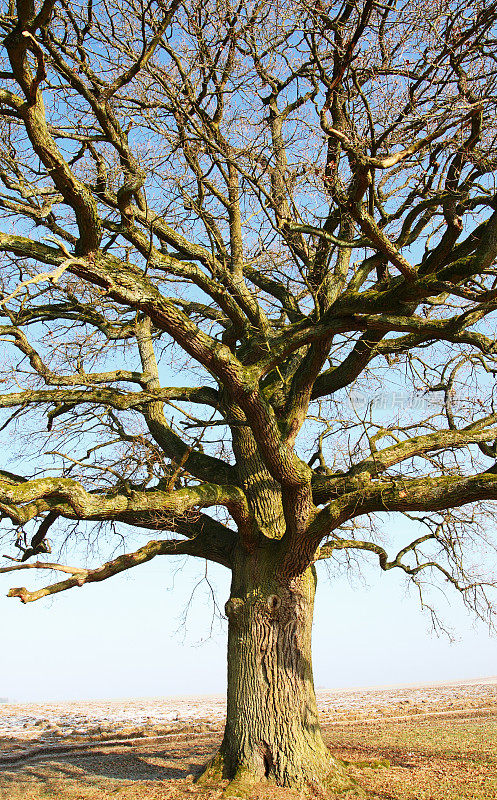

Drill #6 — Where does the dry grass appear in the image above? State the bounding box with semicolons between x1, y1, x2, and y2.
0;709;496;800
329;709;497;799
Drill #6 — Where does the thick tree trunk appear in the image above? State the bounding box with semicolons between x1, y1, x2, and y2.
199;544;353;797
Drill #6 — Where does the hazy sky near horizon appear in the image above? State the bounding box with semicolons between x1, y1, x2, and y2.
1;522;497;704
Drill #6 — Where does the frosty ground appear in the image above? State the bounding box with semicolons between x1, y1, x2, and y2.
0;677;496;799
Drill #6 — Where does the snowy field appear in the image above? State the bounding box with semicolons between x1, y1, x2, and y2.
1;676;496;750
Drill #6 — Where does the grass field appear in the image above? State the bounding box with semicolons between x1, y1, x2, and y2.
1;708;496;799
330;710;497;799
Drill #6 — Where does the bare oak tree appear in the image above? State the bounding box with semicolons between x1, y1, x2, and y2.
1;0;497;794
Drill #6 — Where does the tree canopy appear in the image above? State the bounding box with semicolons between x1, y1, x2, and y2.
1;0;497;607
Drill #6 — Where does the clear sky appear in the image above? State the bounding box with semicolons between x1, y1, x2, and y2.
1;523;497;703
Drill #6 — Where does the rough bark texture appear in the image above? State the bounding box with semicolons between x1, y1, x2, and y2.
199;544;352;796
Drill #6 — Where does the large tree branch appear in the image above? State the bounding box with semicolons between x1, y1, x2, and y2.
0;233;249;384
315;533;491;602
309;472;497;549
325;117;460;170
278;470;497;578
346;421;497;480
5;301;137;341
4;526;234;604
0;475;247;526
0;385;219;412
134;315;232;484
104;220;250;332
3;28;101;253
311;331;385;399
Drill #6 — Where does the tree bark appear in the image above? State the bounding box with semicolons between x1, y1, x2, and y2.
199;544;353;797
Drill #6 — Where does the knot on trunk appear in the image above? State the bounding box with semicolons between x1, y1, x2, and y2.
225;597;245;618
266;593;281;615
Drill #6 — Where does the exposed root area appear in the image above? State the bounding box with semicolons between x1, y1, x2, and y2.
197;748;359;799
221;767;259;798
196;752;226;786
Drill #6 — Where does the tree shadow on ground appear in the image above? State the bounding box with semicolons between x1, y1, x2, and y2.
0;737;219;792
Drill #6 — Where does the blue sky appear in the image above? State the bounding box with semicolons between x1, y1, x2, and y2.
1;532;496;703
